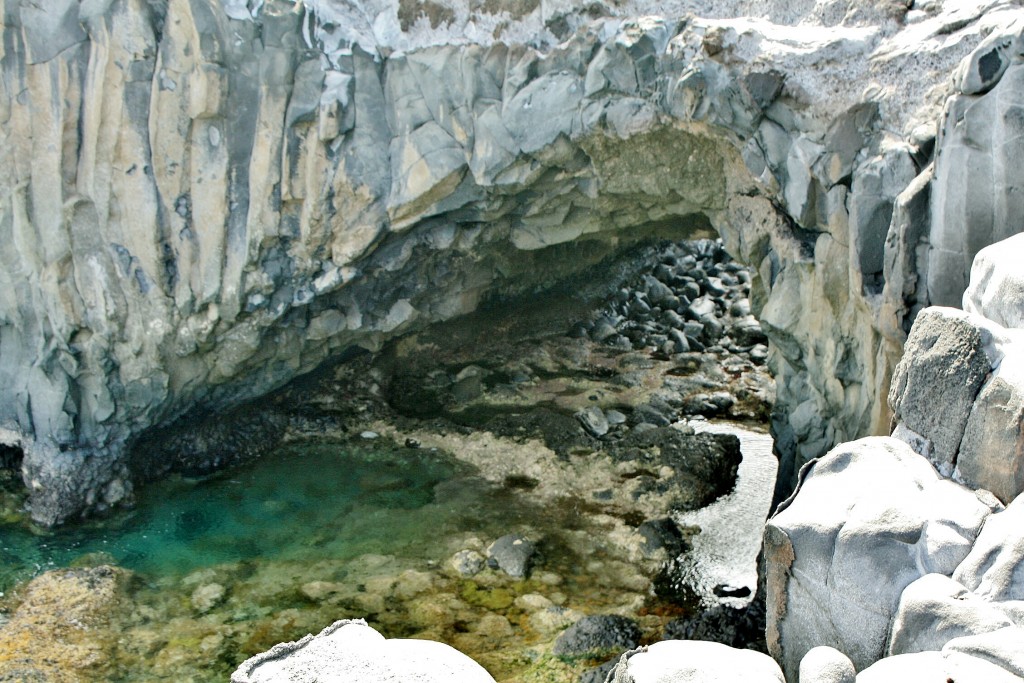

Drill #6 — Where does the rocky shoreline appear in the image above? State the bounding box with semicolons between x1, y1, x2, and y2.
8;0;1024;526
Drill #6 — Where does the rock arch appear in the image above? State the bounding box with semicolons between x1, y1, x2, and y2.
3;0;1022;524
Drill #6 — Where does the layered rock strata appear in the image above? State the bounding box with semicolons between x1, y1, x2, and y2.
3;0;1024;524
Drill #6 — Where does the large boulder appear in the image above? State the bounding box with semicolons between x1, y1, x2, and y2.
887;573;1015;656
764;436;998;681
607;640;784;683
889;237;1024;503
952;494;1024;603
963;232;1024;329
231;619;496;683
956;340;1024;504
887;307;995;476
856;650;1022;683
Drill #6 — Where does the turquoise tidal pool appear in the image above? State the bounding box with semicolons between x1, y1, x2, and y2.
0;440;475;591
0;427;772;682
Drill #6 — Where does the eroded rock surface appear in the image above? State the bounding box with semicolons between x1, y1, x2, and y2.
764;436;999;681
4;0;1024;523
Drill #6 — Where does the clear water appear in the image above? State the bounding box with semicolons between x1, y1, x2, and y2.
673;420;777;603
0;427;776;682
0;440;471;591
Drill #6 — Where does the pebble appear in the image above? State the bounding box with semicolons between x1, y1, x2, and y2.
713;583;752;598
577;406;610;437
605;409;627;425
360;431;379;439
451;550;486;577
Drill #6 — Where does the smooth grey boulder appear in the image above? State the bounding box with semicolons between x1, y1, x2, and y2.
963;232;1024;329
888;573;1014;656
943;626;1024;678
888;307;994;476
798;646;855;683
607;640;784;682
231;619;496;683
856;650;1022;683
765;437;998;681
953;495;1024;603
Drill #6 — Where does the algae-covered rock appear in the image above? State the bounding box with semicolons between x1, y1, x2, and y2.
0;566;131;682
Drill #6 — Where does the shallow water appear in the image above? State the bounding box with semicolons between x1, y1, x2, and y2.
0;425;775;681
674;420;777;603
0;441;480;590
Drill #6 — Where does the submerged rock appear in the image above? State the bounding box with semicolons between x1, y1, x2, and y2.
552;614;642;658
450;549;487;577
0;566;131;683
486;534;536;579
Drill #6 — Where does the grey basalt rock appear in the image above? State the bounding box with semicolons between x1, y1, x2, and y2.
764;436;999;681
888;307;994;476
953;494;1024;604
928;27;1024;310
889;237;1024;503
486;534;536;578
888;573;1014;657
552;614;641;658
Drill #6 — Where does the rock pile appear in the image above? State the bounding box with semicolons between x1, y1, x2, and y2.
230;231;1024;683
572;239;767;364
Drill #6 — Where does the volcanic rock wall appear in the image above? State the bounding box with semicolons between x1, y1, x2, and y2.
2;0;1023;524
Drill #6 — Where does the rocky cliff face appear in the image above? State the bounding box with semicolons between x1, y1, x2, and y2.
2;0;1023;524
